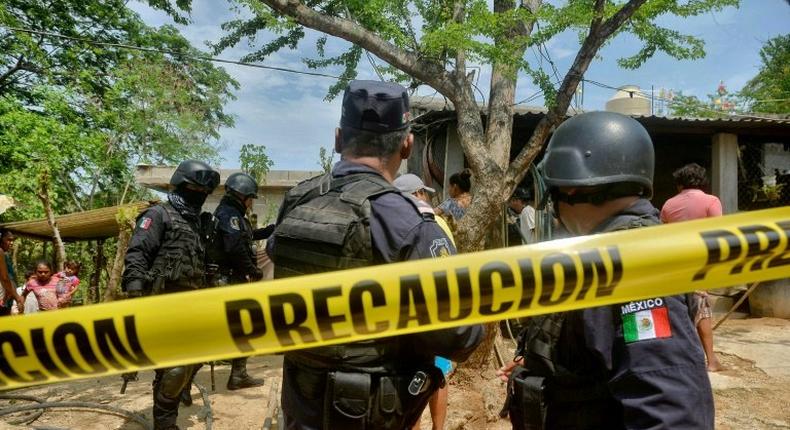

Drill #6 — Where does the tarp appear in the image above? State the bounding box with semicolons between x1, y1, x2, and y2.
0;201;155;241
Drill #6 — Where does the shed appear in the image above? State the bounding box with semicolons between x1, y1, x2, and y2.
0;201;155;241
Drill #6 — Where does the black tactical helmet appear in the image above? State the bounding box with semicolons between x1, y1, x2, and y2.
169;160;220;192
540;111;654;195
225;172;258;198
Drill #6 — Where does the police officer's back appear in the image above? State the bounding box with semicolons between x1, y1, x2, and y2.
499;112;714;430
270;81;484;430
122;160;220;430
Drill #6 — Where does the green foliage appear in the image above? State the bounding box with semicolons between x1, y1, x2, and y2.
240;144;274;184
199;0;740;101
741;34;790;114
668;33;790;118
318;147;334;173
0;0;238;302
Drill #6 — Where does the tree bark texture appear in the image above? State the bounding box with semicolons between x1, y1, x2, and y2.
89;239;105;304
37;170;66;271
104;231;130;302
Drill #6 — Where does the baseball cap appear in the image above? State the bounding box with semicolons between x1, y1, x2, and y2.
394;174;435;194
340;80;411;133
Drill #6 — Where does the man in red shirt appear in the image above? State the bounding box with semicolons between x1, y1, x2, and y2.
661;163;723;371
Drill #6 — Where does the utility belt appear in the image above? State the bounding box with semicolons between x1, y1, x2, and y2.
504;367;611;430
322;367;443;430
148;276;204;295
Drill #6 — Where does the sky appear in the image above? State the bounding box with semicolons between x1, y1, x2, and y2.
129;0;790;171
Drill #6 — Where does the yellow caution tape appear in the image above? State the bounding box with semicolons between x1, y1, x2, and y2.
1;207;789;390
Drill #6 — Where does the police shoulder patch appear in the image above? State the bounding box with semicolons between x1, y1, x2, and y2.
620;297;672;343
138;217;152;230
229;216;241;231
429;238;451;258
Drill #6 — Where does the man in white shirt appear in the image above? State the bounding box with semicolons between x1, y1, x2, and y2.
508;187;536;244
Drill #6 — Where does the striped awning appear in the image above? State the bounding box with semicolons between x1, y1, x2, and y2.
0;201;156;241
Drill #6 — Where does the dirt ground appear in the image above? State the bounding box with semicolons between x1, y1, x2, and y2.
1;318;789;430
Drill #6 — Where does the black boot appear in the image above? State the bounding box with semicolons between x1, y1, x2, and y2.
153;389;181;430
179;384;193;407
226;357;264;390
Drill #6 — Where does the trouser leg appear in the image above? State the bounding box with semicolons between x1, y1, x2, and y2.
153;364;200;430
227;357;265;390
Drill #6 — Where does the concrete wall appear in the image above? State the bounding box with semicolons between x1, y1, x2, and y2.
135;165;322;227
711;133;739;214
750;278;790;319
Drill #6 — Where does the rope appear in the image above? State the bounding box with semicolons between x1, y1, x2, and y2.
0;395;153;430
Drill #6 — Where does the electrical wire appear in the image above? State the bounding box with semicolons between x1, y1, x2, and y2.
2;25;342;80
582;78;790;122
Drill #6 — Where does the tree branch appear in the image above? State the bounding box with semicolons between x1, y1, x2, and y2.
599;0;647;40
453;0;466;77
0;56;25;90
259;0;457;98
506;0;647;185
485;0;538;169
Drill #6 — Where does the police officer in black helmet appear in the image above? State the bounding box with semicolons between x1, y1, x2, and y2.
122;159;220;430
210;171;273;390
497;112;714;429
269;80;484;430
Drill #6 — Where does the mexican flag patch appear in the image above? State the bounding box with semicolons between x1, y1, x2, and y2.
621;298;672;343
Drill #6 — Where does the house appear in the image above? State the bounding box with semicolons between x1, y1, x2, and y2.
407;93;790;213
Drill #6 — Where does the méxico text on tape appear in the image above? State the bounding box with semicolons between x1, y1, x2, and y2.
1;207;789;390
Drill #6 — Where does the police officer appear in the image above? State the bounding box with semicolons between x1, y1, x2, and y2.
269;80;484;430
211;172;272;390
122;159;220;430
497;111;714;429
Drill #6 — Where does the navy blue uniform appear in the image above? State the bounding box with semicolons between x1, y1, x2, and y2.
123;205;170;294
213;194;273;283
273;161;484;430
543;199;714;429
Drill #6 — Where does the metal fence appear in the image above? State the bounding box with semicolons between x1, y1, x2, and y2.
738;142;790;211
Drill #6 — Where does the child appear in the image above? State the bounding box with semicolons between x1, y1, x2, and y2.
56;260;81;307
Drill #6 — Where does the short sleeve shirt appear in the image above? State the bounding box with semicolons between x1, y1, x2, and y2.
660;189;722;223
25;275;64;311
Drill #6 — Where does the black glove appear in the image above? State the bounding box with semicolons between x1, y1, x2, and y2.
253;224;276;240
251;268;264;281
125;279;145;298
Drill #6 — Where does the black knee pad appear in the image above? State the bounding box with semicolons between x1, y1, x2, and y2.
158;366;192;399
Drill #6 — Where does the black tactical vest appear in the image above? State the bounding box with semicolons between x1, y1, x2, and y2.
148;203;206;294
517;213;660;387
272;172;397;278
272;172;419;372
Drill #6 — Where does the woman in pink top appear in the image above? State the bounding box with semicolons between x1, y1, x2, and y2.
660;163;723;371
22;260;70;311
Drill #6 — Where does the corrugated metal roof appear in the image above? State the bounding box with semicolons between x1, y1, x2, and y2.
0;201;155;241
410;97;790;127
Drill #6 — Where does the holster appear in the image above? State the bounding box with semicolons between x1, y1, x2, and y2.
324;371;370;430
323;367;441;430
507;367;547;430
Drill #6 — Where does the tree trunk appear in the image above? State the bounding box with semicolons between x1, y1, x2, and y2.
104;206;139;302
36;170;66;271
461;206;507;369
104;231;131;302
89;239;105;304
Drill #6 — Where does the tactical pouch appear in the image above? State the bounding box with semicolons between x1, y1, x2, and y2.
507;367;547;430
370;367;441;429
324;371;370;430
